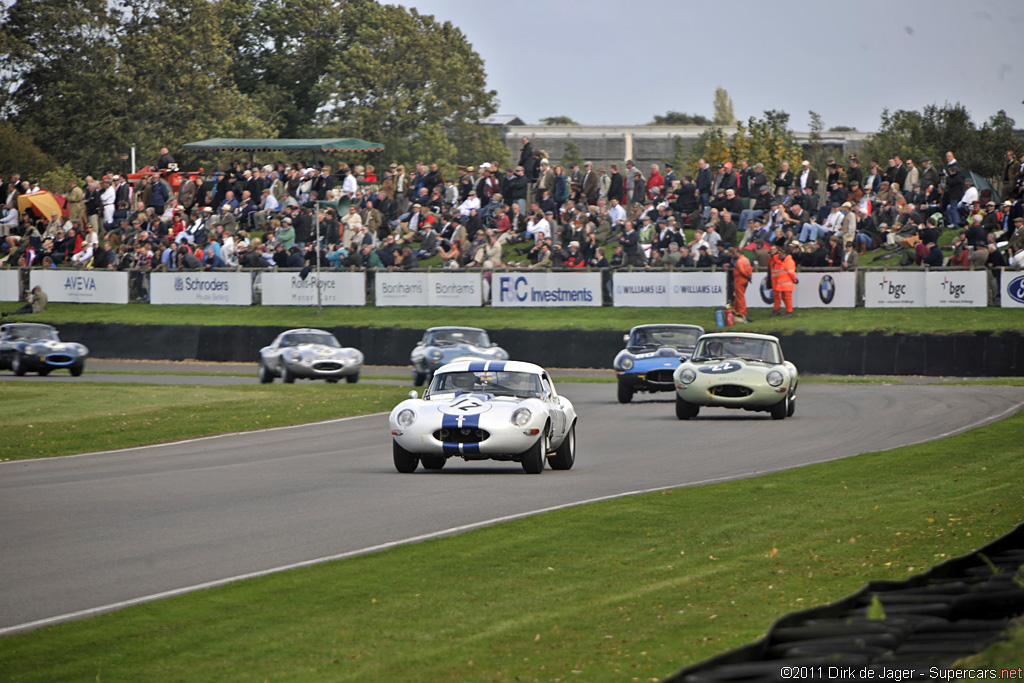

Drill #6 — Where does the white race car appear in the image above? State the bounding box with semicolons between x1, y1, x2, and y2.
388;360;577;474
672;332;798;420
258;328;363;384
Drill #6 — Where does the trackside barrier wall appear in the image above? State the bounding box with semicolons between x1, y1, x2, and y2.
53;322;1024;376
28;270;129;304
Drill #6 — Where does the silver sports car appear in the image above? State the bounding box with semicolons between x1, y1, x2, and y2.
389;360;577;474
258;328;363;384
409;326;508;386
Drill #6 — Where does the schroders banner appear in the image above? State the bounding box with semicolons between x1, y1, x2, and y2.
29;270;129;304
924;271;987;307
492;272;602;307
151;272;252;305
261;272;365;306
1003;271;1024;308
375;272;482;307
863;272;925;308
612;272;728;307
0;270;19;301
746;272;856;309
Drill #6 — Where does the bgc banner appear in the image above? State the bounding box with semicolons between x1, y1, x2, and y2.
747;271;856;309
375;272;482;307
0;270;19;301
493;272;602;307
29;269;129;304
613;272;728;307
1003;272;1024;308
151;272;252;305
924;271;988;307
261;272;365;306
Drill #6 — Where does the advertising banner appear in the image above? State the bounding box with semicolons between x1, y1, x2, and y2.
668;272;728;307
0;270;20;302
261;271;365;306
1001;271;1024;308
150;272;252;305
924;271;988;307
375;272;483;306
29;269;129;304
747;272;857;309
493;272;602;307
613;272;671;307
864;272;927;308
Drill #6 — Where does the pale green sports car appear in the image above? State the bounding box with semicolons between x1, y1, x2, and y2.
672;333;798;420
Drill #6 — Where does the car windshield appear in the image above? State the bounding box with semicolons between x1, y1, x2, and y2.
6;325;58;342
692;337;782;364
429;371;543;399
425;329;488;347
629;326;701;350
280;332;340;348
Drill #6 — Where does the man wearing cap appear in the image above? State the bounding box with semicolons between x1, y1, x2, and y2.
767;242;798;317
773;160;793;197
838;202;857;247
797;160;818;194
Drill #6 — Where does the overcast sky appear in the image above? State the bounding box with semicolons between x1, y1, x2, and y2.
397;0;1023;133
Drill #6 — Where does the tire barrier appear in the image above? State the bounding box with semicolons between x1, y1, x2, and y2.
51;323;1024;376
663;523;1024;683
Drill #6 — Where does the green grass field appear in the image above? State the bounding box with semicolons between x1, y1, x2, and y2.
1;406;1021;682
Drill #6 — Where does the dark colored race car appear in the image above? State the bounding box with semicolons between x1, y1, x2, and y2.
612;324;704;403
0;323;89;376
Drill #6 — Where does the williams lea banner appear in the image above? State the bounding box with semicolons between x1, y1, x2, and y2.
150;272;252;305
612;272;727;307
29;270;129;304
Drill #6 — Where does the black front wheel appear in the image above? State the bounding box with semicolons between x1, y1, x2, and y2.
346;372;359;384
520;435;546;474
420;456;446;470
548;423;576;471
675;395;699;420
770;399;787;420
617;381;634;404
393;441;419;473
12;354;26;376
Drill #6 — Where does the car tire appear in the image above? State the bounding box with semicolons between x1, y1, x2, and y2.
786;390;796;417
617;381;634;404
412;371;427;387
258;362;274;384
325;378;338;384
69;365;84;377
675;395;699;420
38;368;51;376
282;366;296;384
548;422;576;471
346;372;359;384
521;435;546;474
393;441;419;473
12;354;26;376
771;398;787;420
420;456;446;470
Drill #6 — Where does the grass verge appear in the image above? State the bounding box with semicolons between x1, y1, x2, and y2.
16;303;1024;335
0;382;411;461
1;409;1022;681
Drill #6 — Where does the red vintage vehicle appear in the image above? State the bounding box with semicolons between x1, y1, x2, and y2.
126;166;205;194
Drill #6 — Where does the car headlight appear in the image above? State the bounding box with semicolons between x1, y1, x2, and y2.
510;407;532;427
678;368;696;384
619;356;634;371
24;346;38;355
766;370;784;387
396;409;417;428
494;348;508;360
428;349;443;361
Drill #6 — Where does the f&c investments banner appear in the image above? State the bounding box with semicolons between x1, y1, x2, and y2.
492;272;602;307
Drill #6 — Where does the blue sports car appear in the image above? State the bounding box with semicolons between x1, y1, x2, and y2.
613;324;704;403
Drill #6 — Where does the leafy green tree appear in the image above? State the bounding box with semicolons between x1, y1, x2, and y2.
743;110;802;180
560;140;583;170
713;87;736;126
0;121;61;179
650;111;712;126
807;110;842;176
686;127;730;175
540;116;579;125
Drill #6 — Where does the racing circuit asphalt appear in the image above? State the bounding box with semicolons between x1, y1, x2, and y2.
2;368;1023;635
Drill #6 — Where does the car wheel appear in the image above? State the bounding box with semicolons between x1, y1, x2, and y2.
258;362;274;384
393;440;419;473
675;395;699;420
282;366;296;384
770;398;787;420
786;390;796;417
38;368;51;376
548;422;576;471
12;354;26;376
412;371;427;387
617;381;634;404
325;378;338;384
69;364;84;377
420;456;446;470
346;372;359;384
521;434;546;474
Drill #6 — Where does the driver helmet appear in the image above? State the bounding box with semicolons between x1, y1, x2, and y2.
451;373;476;391
707;340;725;356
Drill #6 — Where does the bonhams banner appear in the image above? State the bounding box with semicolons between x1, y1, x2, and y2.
261;272;365;306
151;272;252;305
375;272;482;307
492;272;602;307
29;269;129;304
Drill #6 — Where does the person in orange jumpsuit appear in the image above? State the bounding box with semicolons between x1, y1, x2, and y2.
729;247;753;322
768;242;798;317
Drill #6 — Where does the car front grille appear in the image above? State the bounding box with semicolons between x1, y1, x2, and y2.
710;385;754;398
44;354;74;365
434;428;490;443
645;369;675;385
312;361;343;372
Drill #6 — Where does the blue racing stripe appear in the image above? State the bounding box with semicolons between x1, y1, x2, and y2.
442;442;462;456
441;413;461;431
467;361;487;372
486;361;507;371
463;442;481;455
